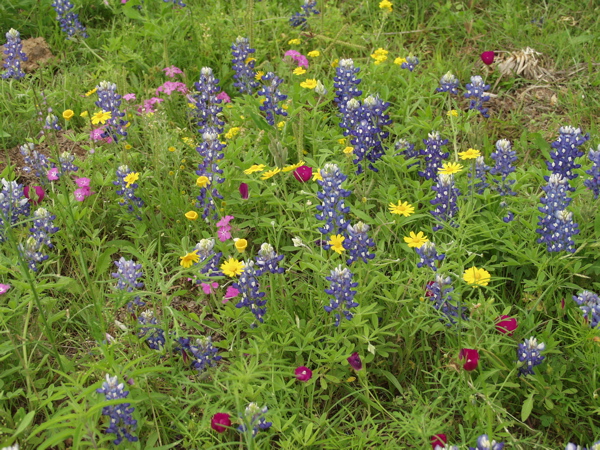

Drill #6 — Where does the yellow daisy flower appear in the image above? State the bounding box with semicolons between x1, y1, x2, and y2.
389;201;415;217
307;50;321;57
244;164;266;175
180;251;200;268
260;168;281;180
220;258;245;277
288;38;301;45
312;170;323;182
328;234;345;254
379;0;392;13
282;161;305;173
394;57;407;65
124;172;139;188
343;146;354;154
438;162;464;175
463;267;491;287
255;71;265;81
447;109;459;117
85;88;97;97
300;79;318;89
293;67;307;75
91;110;112;125
403;231;429;248
458;148;481;160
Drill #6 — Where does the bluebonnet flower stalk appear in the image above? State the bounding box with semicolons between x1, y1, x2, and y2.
2;29;27;80
427;274;467;326
231;37;260;95
436;71;459;95
95;81;128;142
490;138;517;221
415;241;445;271
195;132;225;220
401;55;419;72
471;155;491;194
468;435;505;450
163;0;186;6
233;261;267;326
573;290;600;328
51;0;88;39
192;67;224;135
536;173;579;253
138;311;165;350
257;72;288;126
289;0;319;29
517;336;545;376
315;163;351;236
44;114;61;131
566;442;600;450
193;238;223;277
430;173;461;231
334;59;362;108
255;243;285;275
324;265;359;327
19;207;59;271
174;336;221;373
464;75;490;118
237;403;272;436
547;126;589;183
584;145;600;198
96;374;138;445
435;445;459;450
55;151;79;176
0;179;30;242
112;257;145;310
419;131;450;180
20;143;49;181
345;222;375;265
114;165;144;217
394;138;418;160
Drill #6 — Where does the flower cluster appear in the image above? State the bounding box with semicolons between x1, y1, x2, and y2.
394;138;419;166
55;151;79;177
195;132;225;219
517;336;545;376
0;179;30;242
19;208;59;272
137;310;165;350
472;155;491;194
95;81;128;142
333;59;362;108
345;222;375;266
255;243;285;275
231;37;260;95
192;67;224;135
2;29;27;80
112;257;145;310
257;72;288;126
96;374;138;445
44;114;61;131
536;173;579;253
50;0;88;39
573;290;600;328
233;261;267;326
464;75;490;118
436;72;460;95
547;126;589;182
163;0;186;6
427;275;467;326
289;0;320;29
315;164;351;237
566;442;600;450
238;403;272;436
401;55;419;72
419;131;450;180
193;238;223;277
584;145;600;198
468;434;505;450
415;241;445;271
430;173;461;231
20;143;49;181
324;265;359;327
174;336;222;374
114;165;144;217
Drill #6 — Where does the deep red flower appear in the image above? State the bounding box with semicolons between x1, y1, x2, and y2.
24;186;45;204
293;165;313;183
495;315;518;336
425;281;435;297
480;51;495;65
459;348;479;371
211;412;231;433
347;352;362;371
239;182;249;199
431;434;447;449
295;366;313;382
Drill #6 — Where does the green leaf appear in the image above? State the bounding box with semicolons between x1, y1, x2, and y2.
14;410;35;436
521;391;535;421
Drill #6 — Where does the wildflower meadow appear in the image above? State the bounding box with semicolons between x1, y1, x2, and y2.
1;0;600;448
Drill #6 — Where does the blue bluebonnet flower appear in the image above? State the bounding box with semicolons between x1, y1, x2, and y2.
192;67;224;135
44;114;61;131
584;146;600;199
430;173;461;231
464;75;490;118
334;59;362;108
415;241;445;271
255;243;285;275
233;261;267;326
257;72;288;126
137;311;165;350
96;374;138;445
315;163;352;236
394;138;417;159
573;290;600;328
193;238;223;277
20;143;49;181
289;0;319;28
435;445;459;450
19;207;59;272
112;257;145;310
163;0;186;6
238;403;272;436
114;165;144;217
419;131;450;180
547;126;589;182
324;265;359;327
357;94;391;172
345;222;375;265
55;151;79;176
50;0;88;39
536;173;579;253
0;179;30;242
472;155;491;194
174;336;221;374
490;139;517;195
427;274;467;326
195;132;225;220
2;29;27;80
468;434;504;450
517;336;545;376
401;55;419;72
436;71;460;95
95;81;128;143
231;37;260;95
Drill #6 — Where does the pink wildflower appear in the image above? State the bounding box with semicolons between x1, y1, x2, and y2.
201;282;219;294
0;284;10;295
293;165;312;182
480;51;495;65
24;186;45;204
163;65;183;78
75;177;90;188
459;348;480;371
156;81;188;96
216;215;234;228
139;97;164;114
239;182;249;199
47;168;59;181
210;413;231;433
74;187;92;202
217;228;231;242
216;91;231;103
223;286;239;304
347;352;362;371
284;50;309;68
123;93;136;101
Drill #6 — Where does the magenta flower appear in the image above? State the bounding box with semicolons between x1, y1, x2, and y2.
217;228;231;242
139;97;164;114
156;81;188;96
431;434;447;450
495;315;518;336
347;352;362;371
0;284;10;295
295;366;313;382
459;348;479;371
201;282;219;294
480;51;495;65
216;215;234;228
47;168;59;181
163;65;183;78
284;50;309;68
74;187;92;202
123;93;136;101
75;177;90;187
293;165;312;183
216;91;231;103
210;412;231;433
223;286;240;304
24;186;45;205
239;182;249;199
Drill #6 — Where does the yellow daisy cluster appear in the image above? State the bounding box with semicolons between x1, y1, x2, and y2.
371;48;389;65
224;127;240;140
379;0;393;13
394;57;407;66
288;38;301;45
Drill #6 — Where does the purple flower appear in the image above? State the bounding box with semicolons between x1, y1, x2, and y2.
324;265;359;326
295;366;313;382
517;337;545;376
468;434;504;450
427;274;467;326
401;55;419;72
0;284;10;295
237;403;272;436
546;125;589;183
334;58;362;108
123;93;136;101
50;0;88;39
415;241;445;271
20;143;49;181
436;72;459;95
315;163;351;236
430;174;461;231
419;131;450;180
137;310;165;350
257;72;288;126
2;29;27;80
347;352;362;371
233;261;267;326
584;145;600;198
195;131;225;220
254;243;285;275
239;182;249;199
464;75;490;118
96;374;138;445
174;336;221;373
573;290;600;328
231;37;260;95
345;222;375;265
95;81;128;142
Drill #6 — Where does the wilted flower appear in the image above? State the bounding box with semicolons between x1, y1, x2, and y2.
347;352;362;371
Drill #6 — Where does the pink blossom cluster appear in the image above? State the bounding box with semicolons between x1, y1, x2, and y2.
284;50;308;68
